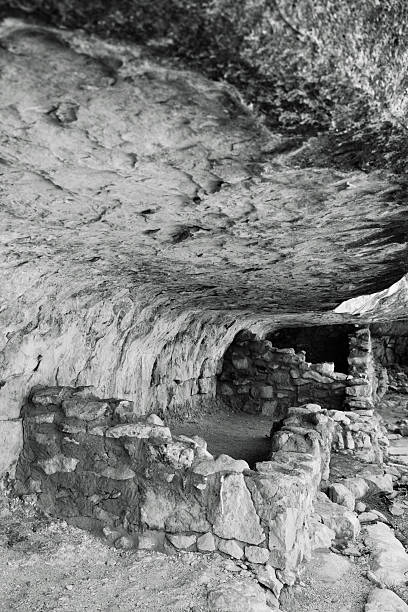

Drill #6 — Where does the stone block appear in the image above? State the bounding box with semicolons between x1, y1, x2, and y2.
38;453;79;475
218;538;244;559
106;422;171;441
315;362;334;376
197;532;216;552
114;400;138;422
192;454;249;476
314;492;360;542
254;565;283;598
302;370;333;384
213;473;265;545
259;386;274;399
364;522;408;586
137;530;166;551
261;401;278;417
167;533;197;550
0;419;23;477
309;516;335;550
245;545;269;564
62;398;108;421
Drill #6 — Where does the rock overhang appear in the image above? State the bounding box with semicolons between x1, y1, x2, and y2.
1;18;408;474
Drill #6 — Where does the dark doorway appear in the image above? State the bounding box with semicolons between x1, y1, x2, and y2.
267;324;354;374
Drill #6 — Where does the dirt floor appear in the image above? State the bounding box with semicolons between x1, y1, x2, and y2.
0;492;373;612
171;407;273;467
0;495;268;612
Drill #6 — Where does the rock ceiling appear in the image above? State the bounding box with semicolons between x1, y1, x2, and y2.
0;19;408;426
1;19;407;316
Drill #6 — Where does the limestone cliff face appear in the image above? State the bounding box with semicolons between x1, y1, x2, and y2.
1;19;408;474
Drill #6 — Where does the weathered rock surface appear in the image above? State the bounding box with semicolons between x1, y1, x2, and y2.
1;18;408;476
364;522;408;587
314;492;360;542
207;580;272;612
212;473;264;545
365;588;408;612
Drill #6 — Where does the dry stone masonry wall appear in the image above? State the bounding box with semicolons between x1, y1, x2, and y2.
345;327;378;411
328;409;389;463
218;328;378;419
17;386;335;594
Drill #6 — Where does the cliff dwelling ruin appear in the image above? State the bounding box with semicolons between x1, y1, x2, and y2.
2;10;408;612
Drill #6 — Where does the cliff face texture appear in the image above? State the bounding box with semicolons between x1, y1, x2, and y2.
1;19;408;476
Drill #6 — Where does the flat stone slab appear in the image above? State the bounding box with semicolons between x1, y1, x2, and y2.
365;588;408;612
364;522;408;587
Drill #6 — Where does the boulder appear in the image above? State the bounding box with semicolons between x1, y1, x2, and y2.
364;522;408;586
365;588;408;612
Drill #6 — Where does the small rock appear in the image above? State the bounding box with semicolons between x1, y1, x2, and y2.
146;413;164;426
137;530;165;551
218;539;244;560
276;568;296;586
245;545;269;564
371;509;388;522
355;501;367;513
359;512;379;523
254;565;283;598
365;570;384;588
167;534;196;550
114;535;136;550
365;588;408;612
222;559;241;572
197;532;216;552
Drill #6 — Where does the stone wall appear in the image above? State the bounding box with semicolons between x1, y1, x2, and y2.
345;327;378;410
328;409;389;463
218;333;349;419
218;328;379;419
17;386;335;594
371;320;408;367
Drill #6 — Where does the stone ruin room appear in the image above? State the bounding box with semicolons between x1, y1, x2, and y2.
2;3;408;612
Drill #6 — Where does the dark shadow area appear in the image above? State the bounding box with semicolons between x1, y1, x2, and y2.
267;324;355;374
171;407;273;468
